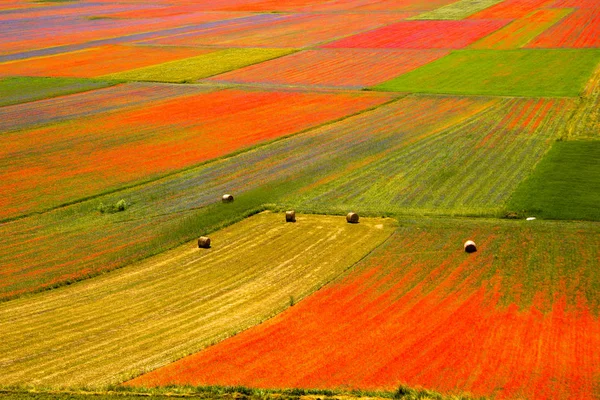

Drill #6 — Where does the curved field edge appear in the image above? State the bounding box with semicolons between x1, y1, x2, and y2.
0;94;570;301
0;212;395;387
128;218;600;400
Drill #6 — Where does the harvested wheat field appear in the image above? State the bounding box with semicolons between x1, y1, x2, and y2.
0;212;394;387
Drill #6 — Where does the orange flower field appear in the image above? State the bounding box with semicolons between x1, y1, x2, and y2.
128;220;600;399
1;88;390;219
208;49;449;88
0;45;212;78
1;0;599;397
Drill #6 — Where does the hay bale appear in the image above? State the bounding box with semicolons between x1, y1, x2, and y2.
198;236;211;249
285;210;296;222
464;240;477;253
346;212;359;224
222;194;234;203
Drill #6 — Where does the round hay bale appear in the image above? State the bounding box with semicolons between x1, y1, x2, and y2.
198;236;211;249
222;194;234;203
346;212;359;224
464;240;477;253
285;210;296;222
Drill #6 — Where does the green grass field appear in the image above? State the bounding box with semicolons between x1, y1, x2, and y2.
507;141;600;221
102;49;296;83
0;77;114;106
373;50;600;97
0;212;394;387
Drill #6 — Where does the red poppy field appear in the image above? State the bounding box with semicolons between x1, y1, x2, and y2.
127;219;600;400
1;0;599;398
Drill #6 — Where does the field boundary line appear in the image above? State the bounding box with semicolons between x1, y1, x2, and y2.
0;93;406;225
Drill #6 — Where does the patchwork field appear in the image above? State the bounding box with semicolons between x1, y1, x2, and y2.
1;88;389;220
2;0;600;398
207;49;449;88
526;7;600;48
373;49;600;96
470;9;572;49
102;48;296;83
411;0;505;19
127;218;600;400
323;20;508;49
0;212;395;387
0;45;211;78
143;13;406;48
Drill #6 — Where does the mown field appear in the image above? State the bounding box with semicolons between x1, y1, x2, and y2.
1;0;599;399
0;212;395;387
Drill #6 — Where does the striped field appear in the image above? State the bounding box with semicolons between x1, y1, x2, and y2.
1;88;388;220
128;218;600;400
0;212;394;387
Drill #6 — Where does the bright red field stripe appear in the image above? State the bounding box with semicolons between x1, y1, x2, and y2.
0;89;391;219
127;227;600;399
323;20;510;49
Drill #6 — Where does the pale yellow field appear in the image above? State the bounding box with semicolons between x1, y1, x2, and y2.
566;63;600;140
0;212;394;388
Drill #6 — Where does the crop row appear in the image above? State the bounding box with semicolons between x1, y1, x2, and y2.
0;212;395;387
470;9;572;49
323;19;508;49
1;87;389;220
129;218;600;400
101;48;296;83
0;45;209;78
208;49;449;88
143;13;405;48
411;0;504;20
527;7;600;48
287;96;575;216
0;82;210;133
0;94;574;300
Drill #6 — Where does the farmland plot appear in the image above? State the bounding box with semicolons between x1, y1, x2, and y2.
468;0;557;19
565;62;600;140
323;20;508;49
297;0;455;12
411;0;505;20
0;88;388;220
128;218;600;400
0;10;244;57
102;48;296;83
526;7;600;48
0;45;212;78
470;9;572;49
508;141;600;221
0;83;211;133
287;97;576;217
207;49;449;88
0;212;395;387
144;13;407;48
373;49;600;97
0;76;114;106
0;94;490;300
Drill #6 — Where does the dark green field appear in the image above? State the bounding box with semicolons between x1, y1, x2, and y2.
508;141;600;221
